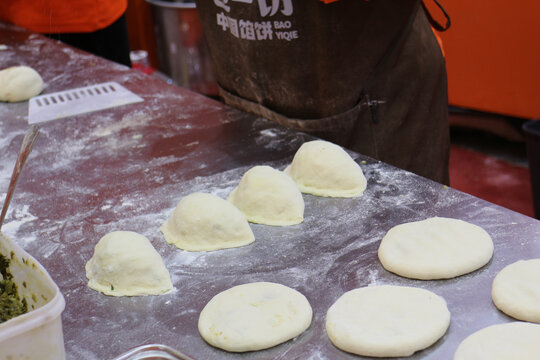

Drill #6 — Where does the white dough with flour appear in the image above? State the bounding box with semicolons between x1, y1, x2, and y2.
0;66;44;102
161;192;254;251
491;259;540;323
454;322;540;360
378;217;494;280
85;231;172;296
228;165;304;226
198;282;312;352
326;285;450;357
284;140;367;197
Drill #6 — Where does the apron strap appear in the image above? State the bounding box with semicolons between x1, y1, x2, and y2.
422;0;451;31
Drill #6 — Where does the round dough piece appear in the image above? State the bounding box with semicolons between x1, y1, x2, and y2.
284;140;367;197
0;66;44;102
454;322;540;360
161;192;255;251
85;231;172;296
326;285;450;357
227;165;304;226
491;259;540;323
198;282;313;352
378;217;494;280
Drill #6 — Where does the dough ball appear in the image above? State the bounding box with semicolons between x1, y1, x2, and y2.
454;322;540;360
284;140;367;197
198;282;312;352
0;66;44;102
85;231;172;296
326;285;450;357
161;192;255;251
492;259;540;323
227;165;304;226
378;217;494;280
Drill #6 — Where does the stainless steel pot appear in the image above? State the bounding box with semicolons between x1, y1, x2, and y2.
146;0;217;96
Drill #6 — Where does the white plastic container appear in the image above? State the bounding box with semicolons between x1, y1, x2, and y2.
0;232;66;360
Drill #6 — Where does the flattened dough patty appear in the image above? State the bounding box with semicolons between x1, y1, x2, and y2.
326;285;450;357
378;217;493;279
454;322;540;360
491;259;540;323
198;282;312;352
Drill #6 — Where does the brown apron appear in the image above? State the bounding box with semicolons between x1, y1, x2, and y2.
195;0;450;184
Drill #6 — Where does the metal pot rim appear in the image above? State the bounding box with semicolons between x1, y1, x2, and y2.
145;0;196;9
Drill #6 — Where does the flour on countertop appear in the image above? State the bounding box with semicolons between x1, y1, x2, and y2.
91;111;151;137
1;204;38;244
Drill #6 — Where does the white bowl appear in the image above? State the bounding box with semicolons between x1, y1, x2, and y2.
0;232;66;360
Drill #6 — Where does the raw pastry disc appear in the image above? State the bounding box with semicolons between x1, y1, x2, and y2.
378;217;494;280
491;259;540;323
326;285;450;357
454;322;540;360
198;282;312;352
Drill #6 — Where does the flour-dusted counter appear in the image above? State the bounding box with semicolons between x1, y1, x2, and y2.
1;23;539;360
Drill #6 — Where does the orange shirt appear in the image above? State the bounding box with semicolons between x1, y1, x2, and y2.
0;0;127;34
